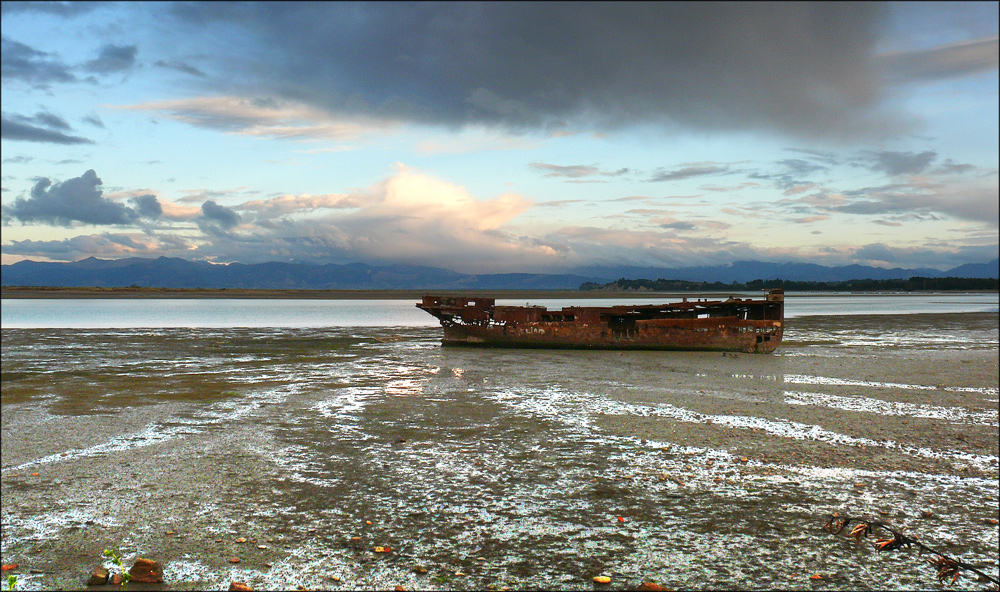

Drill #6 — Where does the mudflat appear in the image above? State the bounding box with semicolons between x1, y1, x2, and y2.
2;313;997;590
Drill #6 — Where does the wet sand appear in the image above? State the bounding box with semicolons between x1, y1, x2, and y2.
1;313;998;590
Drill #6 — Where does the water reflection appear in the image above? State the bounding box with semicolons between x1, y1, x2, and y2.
3;292;998;328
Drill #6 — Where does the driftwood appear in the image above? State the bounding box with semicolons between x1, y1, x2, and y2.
823;514;999;588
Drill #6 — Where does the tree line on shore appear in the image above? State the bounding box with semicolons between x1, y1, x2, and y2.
579;276;999;292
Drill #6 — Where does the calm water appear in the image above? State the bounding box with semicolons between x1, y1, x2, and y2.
2;292;997;328
2;295;998;590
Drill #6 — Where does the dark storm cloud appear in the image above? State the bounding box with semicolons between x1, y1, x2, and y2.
3;36;137;86
129;194;162;219
836;181;998;226
170;2;898;139
869;150;936;176
883;35;999;84
2;169;159;226
0;2;107;17
1;36;77;85
200;200;241;229
9;111;72;131
1;114;94;144
84;44;138;74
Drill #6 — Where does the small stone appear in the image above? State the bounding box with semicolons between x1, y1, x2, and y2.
740;457;748;463
129;558;164;583
365;520;372;526
264;563;273;568
257;545;267;549
986;518;999;525
87;566;109;586
636;583;669;592
593;575;612;584
229;558;241;564
216;538;224;543
617;517;625;523
854;483;864;488
110;574;124;586
373;546;391;553
1;564;17;572
809;574;824;580
394;587;406;592
413;566;428;574
235;537;247;543
921;510;934;519
329;575;341;582
229;582;253;592
454;572;466;576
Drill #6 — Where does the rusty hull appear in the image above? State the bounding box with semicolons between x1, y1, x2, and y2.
417;289;784;354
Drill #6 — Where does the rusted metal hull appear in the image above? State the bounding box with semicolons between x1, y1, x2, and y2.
418;290;784;354
440;317;781;353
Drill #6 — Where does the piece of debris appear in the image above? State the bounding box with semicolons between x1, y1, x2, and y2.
129;558;164;583
87;566;109;586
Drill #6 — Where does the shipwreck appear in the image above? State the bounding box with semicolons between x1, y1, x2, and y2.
417;289;784;354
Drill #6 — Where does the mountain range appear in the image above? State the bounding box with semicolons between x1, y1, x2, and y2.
2;257;997;290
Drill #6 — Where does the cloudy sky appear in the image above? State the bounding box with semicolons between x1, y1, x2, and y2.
1;2;997;273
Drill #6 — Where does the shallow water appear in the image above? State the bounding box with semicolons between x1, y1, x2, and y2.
2;292;997;328
1;312;998;590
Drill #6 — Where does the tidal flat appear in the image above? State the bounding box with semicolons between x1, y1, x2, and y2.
2;312;998;590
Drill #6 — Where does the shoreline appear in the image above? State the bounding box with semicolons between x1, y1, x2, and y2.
2;285;997;299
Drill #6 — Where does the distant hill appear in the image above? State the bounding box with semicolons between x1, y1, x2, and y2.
1;256;997;290
582;276;999;292
944;260;1000;279
569;259;999;283
0;257;605;290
